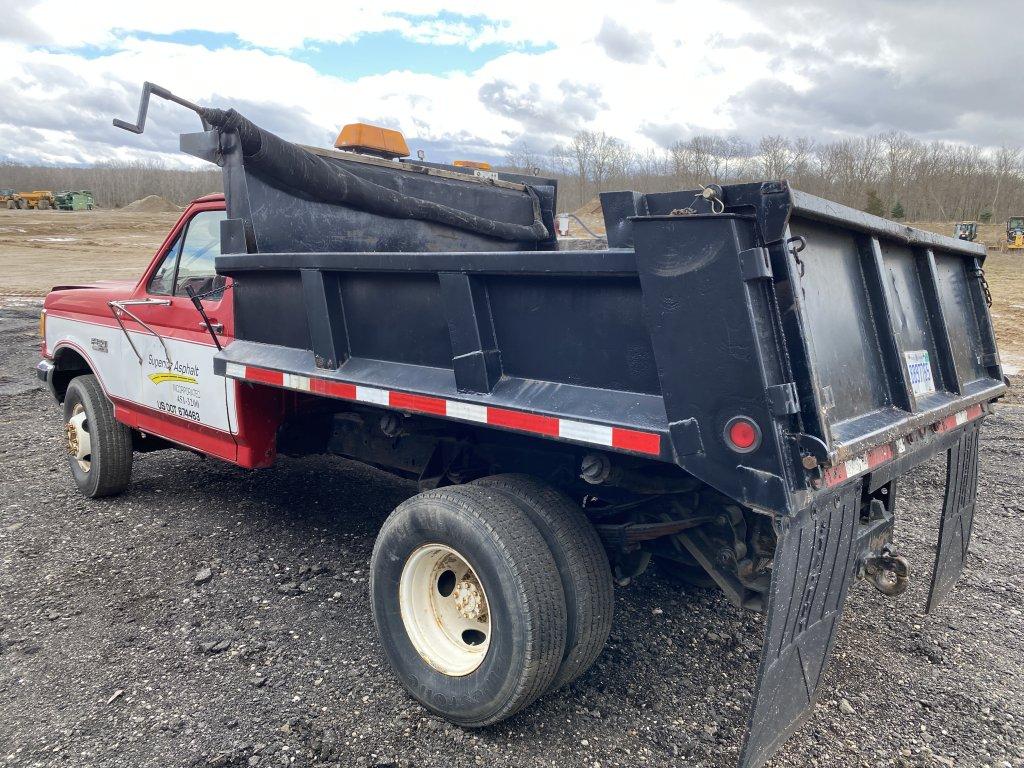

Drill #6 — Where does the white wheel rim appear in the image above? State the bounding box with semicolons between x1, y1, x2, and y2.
65;403;92;472
399;544;491;676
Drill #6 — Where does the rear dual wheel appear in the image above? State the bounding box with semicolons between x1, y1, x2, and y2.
371;485;566;725
473;474;614;690
370;478;613;726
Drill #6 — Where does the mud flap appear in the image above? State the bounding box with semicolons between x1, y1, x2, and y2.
926;424;980;613
738;485;860;768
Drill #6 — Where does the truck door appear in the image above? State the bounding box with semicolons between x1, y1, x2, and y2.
121;206;237;460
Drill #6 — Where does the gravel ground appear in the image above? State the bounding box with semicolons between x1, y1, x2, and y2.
2;302;1023;768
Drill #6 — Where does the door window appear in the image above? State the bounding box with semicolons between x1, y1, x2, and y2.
147;232;182;295
146;210;227;299
175;210;227;298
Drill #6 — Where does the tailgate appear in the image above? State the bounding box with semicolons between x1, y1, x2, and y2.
781;191;1004;464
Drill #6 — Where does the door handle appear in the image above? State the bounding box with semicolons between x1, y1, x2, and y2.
199;320;224;333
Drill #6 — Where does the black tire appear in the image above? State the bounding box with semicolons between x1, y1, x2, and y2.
370;485;567;726
62;375;133;498
473;474;614;689
38;199;50;210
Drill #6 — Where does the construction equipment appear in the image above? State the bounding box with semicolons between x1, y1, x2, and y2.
19;190;57;210
55;190;96;211
954;221;978;242
1;188;25;209
1007;216;1024;250
38;80;1008;768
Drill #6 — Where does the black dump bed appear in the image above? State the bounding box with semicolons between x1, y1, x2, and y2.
197;114;1004;517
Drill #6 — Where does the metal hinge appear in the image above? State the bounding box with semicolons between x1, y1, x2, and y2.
766;382;800;415
738;247;773;281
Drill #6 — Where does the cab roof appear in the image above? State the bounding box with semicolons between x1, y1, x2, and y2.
192;193;225;204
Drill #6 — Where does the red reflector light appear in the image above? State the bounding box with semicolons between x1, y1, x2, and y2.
725;416;760;453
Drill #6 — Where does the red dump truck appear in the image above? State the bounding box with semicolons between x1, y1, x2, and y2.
35;84;1007;767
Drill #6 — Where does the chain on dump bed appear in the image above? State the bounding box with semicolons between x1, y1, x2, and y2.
972;266;993;308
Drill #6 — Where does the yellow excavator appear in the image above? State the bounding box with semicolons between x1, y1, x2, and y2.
1007;216;1024;250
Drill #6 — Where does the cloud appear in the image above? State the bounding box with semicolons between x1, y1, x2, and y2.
0;2;49;45
2;1;1020;169
715;0;1024;145
478;79;605;137
594;18;653;64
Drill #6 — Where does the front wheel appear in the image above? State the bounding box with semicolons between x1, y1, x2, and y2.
62;375;133;497
370;485;567;726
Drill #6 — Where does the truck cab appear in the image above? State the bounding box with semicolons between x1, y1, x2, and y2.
39;194;281;471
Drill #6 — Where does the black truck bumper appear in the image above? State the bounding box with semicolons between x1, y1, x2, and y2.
36;358;58;401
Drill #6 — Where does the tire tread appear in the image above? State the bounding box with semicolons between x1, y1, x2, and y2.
474;474;614;689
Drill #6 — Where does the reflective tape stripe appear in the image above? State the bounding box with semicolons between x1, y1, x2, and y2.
824;404;986;487
445;400;487;423
223;364;662;456
612;427;663;455
355;386;389;405
559;419;614;446
283;373;310;391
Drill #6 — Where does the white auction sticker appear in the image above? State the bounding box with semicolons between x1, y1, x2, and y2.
905;349;936;395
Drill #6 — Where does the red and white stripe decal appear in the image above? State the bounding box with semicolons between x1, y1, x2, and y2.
823;403;985;487
224;363;662;457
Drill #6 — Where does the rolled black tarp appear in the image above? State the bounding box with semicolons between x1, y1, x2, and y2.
198;108;548;243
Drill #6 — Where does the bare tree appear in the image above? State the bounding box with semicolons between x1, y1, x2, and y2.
757;135;792;180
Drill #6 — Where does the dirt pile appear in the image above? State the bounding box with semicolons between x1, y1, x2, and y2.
573;197;603;217
566;197;607;237
121;195;181;213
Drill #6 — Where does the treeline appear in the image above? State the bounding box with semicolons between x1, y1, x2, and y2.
504;131;1024;222
0;160;221;209
5;130;1023;222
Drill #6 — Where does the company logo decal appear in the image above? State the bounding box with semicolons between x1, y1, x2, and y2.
148;372;199;386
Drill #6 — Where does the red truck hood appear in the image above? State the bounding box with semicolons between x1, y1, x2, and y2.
44;279;138;315
48;279;136;293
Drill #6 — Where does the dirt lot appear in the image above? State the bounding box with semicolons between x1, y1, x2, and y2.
2;209;1023;373
0;209;181;297
2;209;1024;767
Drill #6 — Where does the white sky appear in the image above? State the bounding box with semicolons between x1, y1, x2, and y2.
1;0;1019;167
